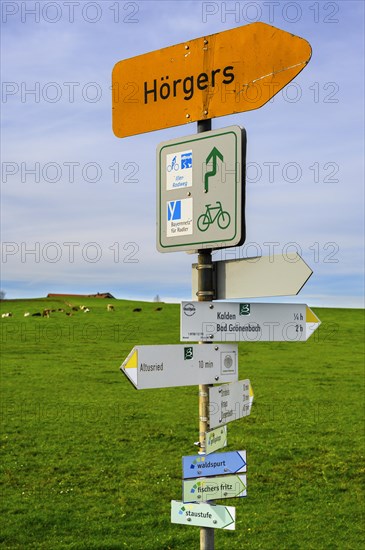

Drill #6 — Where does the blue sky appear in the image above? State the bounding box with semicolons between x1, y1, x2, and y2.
1;0;364;307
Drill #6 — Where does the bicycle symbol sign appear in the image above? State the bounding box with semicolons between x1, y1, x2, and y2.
197;201;231;232
157;125;246;252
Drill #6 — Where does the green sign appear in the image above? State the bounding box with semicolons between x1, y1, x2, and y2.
184;346;193;360
171;500;235;530
157;125;246;253
183;474;247;503
239;303;250;315
205;426;228;454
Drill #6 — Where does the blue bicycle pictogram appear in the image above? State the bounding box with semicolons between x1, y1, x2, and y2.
167;155;179;172
197;201;231;232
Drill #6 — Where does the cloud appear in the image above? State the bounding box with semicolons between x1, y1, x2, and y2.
1;2;364;307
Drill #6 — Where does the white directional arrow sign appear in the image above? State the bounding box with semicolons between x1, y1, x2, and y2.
209;379;253;429
171;500;235;530
183;474;247;503
192;253;313;299
120;344;238;389
181;301;320;342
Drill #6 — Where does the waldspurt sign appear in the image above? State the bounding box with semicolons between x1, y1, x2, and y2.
112;22;312;137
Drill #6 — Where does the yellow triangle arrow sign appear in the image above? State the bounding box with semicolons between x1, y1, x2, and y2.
306;306;321;340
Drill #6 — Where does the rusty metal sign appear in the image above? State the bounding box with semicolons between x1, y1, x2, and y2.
112;22;311;138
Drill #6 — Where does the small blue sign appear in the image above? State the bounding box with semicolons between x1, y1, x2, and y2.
167;200;181;221
182;450;247;479
181;151;192;169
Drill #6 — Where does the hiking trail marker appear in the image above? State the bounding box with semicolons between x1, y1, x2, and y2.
209;380;253;429
171;501;235;530
181;301;321;342
157;126;246;252
205;426;228;454
120;344;238;389
183;451;247;479
183;475;247;503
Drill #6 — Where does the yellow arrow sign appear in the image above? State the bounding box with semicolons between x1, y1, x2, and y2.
112;22;311;138
306;306;321;340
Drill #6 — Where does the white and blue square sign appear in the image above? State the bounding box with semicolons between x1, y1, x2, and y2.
166;150;193;190
167;200;181;221
166;198;193;237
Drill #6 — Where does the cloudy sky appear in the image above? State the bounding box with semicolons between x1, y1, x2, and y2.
1;0;364;307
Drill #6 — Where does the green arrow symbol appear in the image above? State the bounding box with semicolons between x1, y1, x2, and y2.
205;147;224;193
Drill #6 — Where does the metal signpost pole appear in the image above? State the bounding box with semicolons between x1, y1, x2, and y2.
197;119;215;550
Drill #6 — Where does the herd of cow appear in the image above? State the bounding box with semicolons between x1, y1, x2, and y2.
1;304;116;318
1;304;163;319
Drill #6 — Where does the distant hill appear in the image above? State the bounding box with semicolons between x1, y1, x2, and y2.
47;292;115;299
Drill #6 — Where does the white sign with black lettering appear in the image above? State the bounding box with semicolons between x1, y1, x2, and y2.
120;344;239;390
209;380;252;429
181;301;321;342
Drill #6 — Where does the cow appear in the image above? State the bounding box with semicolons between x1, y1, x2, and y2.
32;313;41;317
42;309;51;318
83;308;90;313
107;304;115;312
133;308;142;312
24;312;30;317
1;312;12;318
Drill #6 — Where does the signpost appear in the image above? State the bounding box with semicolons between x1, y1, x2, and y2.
112;22;311;138
209;380;252;429
120;344;238;389
183;475;247;503
171;501;235;530
113;19;313;550
192;253;313;299
183;451;246;479
181;301;321;342
157;126;246;252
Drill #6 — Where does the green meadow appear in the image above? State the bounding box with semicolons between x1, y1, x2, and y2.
1;297;364;549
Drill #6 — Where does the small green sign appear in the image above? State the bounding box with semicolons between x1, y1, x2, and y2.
183;474;247;503
184;347;193;360
239;303;250;315
206;426;228;454
171;500;235;530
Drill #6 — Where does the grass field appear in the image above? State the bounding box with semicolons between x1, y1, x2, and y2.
1;297;364;549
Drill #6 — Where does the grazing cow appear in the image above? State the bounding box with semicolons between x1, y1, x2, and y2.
107;304;114;312
133;308;142;312
32;313;41;317
83;308;90;313
155;307;163;311
58;308;64;312
24;312;30;317
42;309;51;318
1;312;12;318
66;312;72;316
72;307;78;312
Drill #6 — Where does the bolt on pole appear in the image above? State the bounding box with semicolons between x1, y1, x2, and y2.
197;118;215;550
